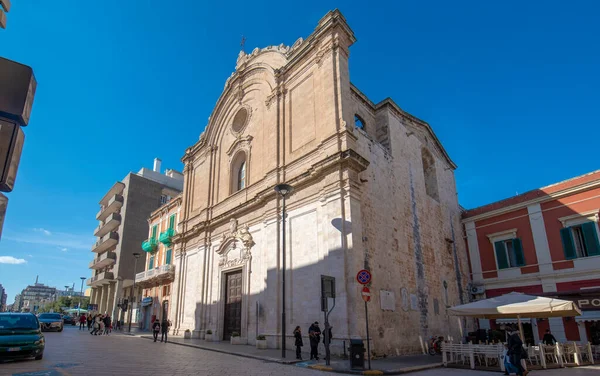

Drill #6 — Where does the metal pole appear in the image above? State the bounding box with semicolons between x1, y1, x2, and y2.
128;256;138;333
365;301;371;370
281;194;286;358
78;277;85;316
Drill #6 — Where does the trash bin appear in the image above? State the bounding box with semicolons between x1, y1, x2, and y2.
348;339;365;369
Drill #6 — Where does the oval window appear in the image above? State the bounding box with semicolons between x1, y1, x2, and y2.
232;108;248;133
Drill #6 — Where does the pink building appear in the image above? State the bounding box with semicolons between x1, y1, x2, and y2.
463;170;600;345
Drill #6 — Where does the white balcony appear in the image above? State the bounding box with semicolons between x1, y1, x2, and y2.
135;264;175;288
92;232;118;253
86;271;114;287
94;213;121;238
89;251;116;270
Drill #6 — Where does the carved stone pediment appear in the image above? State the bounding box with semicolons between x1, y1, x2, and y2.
216;221;255;268
226;135;253;157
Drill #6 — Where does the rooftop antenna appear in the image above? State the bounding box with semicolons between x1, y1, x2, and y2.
35;275;38;284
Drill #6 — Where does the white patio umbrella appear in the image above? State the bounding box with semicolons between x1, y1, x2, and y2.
448;292;582;340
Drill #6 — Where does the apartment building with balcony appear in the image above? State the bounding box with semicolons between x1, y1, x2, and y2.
463;170;600;346
135;195;181;330
87;158;183;325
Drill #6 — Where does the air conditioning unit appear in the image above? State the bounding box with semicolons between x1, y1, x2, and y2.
470;285;485;295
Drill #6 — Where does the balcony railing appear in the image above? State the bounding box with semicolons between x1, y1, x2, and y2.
96;194;124;221
92;232;119;253
135;264;175;287
89;251;117;269
86;271;114;287
141;237;158;253
94;213;121;238
159;228;176;247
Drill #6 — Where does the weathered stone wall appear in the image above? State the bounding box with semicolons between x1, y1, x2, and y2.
345;99;472;354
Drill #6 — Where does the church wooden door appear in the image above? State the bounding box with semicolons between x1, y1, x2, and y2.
223;270;242;340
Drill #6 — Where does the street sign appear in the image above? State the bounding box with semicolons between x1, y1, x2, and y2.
362;286;371;302
356;269;371;285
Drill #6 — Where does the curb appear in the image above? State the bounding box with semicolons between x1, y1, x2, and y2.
138;335;302;365
135;335;442;374
307;362;442;375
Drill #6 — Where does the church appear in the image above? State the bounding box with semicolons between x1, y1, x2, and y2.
169;9;471;355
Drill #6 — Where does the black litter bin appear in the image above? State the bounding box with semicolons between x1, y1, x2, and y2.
348;339;365;369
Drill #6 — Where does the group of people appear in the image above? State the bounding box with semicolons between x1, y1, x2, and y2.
76;313;115;336
152;318;171;343
293;321;333;361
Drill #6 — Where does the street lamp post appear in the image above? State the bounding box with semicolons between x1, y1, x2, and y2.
78;277;85;316
128;252;141;333
274;183;293;358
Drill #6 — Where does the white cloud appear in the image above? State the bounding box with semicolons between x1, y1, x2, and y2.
28;254;33;258
5;230;93;250
33;228;52;236
58;247;68;252
0;256;27;264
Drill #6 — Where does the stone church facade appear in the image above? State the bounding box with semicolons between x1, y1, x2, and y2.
169;10;471;355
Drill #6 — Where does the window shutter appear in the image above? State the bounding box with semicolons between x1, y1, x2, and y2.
560;228;577;260
166;249;172;265
581;222;600;256
149;256;154;270
512;238;526;266
151;225;157;239
169;215;175;230
494;241;509;269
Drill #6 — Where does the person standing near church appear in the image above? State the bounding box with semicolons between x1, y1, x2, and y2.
160;318;171;343
308;322;321;361
294;326;303;360
152;320;161;342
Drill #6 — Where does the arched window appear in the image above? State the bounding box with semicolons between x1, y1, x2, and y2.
237;161;246;191
421;148;439;201
354;114;365;130
231;151;248;194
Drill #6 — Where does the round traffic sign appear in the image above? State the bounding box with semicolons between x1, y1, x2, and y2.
361;286;371;302
356;269;372;285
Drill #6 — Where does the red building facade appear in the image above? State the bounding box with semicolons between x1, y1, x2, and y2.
463;170;600;345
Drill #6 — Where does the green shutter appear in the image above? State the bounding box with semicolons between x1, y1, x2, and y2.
560;228;577;259
169;214;175;230
513;238;526;266
149;256;154;270
494;241;509;269
581;222;600;256
166;249;172;265
152;225;158;239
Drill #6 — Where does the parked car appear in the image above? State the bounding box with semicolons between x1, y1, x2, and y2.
0;313;45;361
38;313;64;332
62;315;76;325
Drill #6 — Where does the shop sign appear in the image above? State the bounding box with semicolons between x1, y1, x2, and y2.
142;297;153;307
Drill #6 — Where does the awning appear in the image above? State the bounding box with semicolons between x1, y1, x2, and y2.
448;292;582;319
575;311;600;322
495;318;533;325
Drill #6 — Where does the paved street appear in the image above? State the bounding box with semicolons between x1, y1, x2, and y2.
2;326;600;376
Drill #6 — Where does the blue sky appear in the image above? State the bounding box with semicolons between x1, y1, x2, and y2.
1;1;599;302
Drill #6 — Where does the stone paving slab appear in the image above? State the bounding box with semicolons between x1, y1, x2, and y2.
137;334;443;375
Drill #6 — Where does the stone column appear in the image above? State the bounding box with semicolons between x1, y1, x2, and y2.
106;282;116;318
90;288;97;305
111;278;124;321
100;284;109;314
96;286;104;313
577;321;588;344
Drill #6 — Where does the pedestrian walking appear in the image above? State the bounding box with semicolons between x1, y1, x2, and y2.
98;315;105;335
103;315;112;335
87;314;92;331
90;315;101;335
79;314;86;330
152;319;161;342
160;318;171;343
308;321;321;360
294;326;303;360
507;327;529;376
